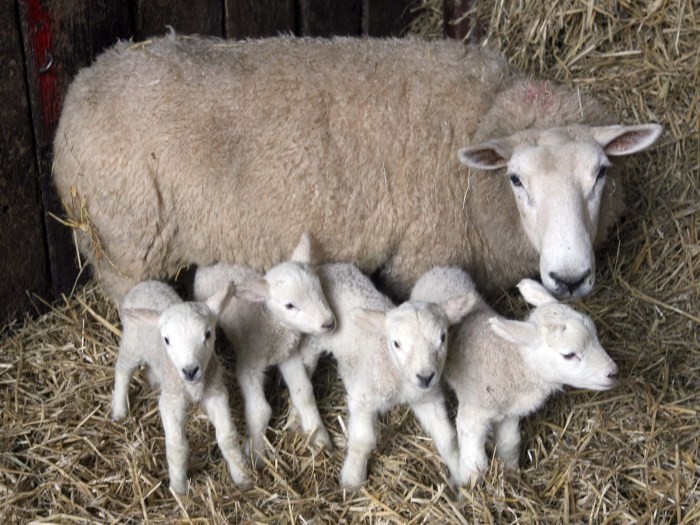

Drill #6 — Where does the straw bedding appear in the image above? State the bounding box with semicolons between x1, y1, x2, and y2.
2;1;698;522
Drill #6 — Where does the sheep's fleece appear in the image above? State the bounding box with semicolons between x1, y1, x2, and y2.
53;34;656;301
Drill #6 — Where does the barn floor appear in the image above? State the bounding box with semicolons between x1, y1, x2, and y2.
2;1;699;523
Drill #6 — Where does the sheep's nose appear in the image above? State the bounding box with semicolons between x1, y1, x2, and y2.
549;270;591;296
417;372;435;389
607;366;620;382
182;366;200;381
322;318;336;333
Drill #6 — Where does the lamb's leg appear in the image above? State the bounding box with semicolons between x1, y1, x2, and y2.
278;353;332;450
410;396;460;484
493;416;521;470
237;366;272;469
455;405;490;486
111;354;138;420
340;402;378;490
201;385;252;488
287;343;323;431
158;395;189;494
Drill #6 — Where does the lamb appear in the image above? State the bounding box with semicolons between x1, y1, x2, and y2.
52;34;663;303
410;267;619;485
298;263;476;489
193;233;336;468
111;280;251;494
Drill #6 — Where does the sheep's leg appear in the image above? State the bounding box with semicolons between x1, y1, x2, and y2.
111;354;138;420
340;402;378;490
493;416;521;470
410;397;460;484
201;385;252;488
455;405;490;486
158;395;189;494
237;366;272;469
278;353;332;450
287;344;323;431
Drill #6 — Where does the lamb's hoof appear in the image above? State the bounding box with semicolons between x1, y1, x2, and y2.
311;428;334;452
245;440;267;471
168;477;188;495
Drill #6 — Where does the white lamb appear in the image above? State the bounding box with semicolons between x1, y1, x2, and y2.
299;263;476;489
193;233;336;468
411;267;619;485
111;280;250;494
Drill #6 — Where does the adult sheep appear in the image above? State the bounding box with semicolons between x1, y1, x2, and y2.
52;34;662;303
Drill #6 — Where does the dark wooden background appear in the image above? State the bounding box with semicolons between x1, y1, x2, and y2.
0;0;474;324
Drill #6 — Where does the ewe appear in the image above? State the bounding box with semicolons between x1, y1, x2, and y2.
193;233;336;468
411;267;619;485
53;35;663;303
112;280;250;494
299;263;476;489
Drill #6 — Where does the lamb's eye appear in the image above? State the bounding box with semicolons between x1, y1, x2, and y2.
596;166;607;181
562;352;576;360
392;340;401;349
509;174;522;187
164;337;170;345
440;332;446;344
285;303;296;310
204;330;212;341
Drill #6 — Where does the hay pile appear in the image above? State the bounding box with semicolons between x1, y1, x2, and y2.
2;1;698;522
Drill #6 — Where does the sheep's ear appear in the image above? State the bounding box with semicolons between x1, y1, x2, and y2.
290;231;314;265
206;281;236;317
489;317;538;347
121;308;161;326
351;308;386;335
517;279;557;307
458;139;513;170
234;278;269;303
591;123;663;156
440;293;478;325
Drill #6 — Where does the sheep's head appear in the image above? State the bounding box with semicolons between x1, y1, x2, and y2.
459;123;662;299
234;232;336;335
489;279;619;391
353;295;476;391
123;283;234;384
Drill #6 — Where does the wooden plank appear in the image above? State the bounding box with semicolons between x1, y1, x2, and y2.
362;0;415;37
0;0;49;323
131;0;223;39
300;0;362;37
443;0;482;42
225;0;295;39
19;0;131;302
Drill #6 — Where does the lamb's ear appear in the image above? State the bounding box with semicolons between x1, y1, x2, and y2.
234;278;269;303
458;139;513;170
591;123;663;156
206;281;236;317
121;308;160;326
440;293;478;325
517;279;557;307
489;317;538;346
351;308;387;335
290;231;314;265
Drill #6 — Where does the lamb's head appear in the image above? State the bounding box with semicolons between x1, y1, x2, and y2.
489;279;619;391
123;283;235;383
353;295;476;390
459;123;662;298
234;233;336;335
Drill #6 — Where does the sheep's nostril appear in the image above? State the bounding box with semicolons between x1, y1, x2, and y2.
322;318;336;332
417;372;435;389
182;366;200;381
549;270;591;296
607;371;619;381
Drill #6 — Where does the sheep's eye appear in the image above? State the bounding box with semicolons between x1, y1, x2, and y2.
508;174;522;187
596;166;607;181
285;303;296;310
164;337;170;345
562;352;577;360
440;332;446;344
392;340;401;349
204;330;212;341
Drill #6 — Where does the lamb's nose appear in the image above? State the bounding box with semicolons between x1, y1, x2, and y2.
182;366;200;381
417;372;435;389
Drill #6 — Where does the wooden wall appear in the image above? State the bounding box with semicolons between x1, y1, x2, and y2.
1;0;465;324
